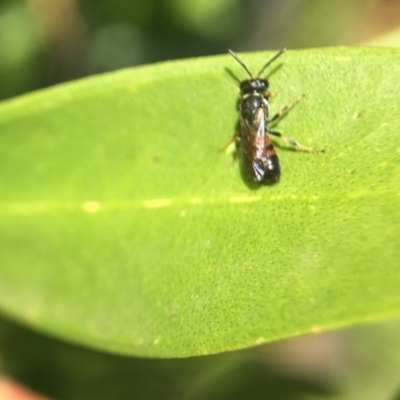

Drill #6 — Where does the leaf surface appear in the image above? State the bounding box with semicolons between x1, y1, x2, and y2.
0;47;399;357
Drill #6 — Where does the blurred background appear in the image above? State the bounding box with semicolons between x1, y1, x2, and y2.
1;1;400;398
1;0;400;101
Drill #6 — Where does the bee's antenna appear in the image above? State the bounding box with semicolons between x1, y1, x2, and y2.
256;48;287;78
228;49;253;79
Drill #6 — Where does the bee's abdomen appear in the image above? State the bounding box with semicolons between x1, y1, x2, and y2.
243;137;280;184
260;154;280;184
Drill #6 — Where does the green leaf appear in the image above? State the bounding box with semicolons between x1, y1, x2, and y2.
0;47;399;358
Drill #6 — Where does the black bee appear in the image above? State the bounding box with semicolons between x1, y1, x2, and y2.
228;49;324;184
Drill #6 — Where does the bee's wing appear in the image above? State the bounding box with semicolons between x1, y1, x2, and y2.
239;108;268;182
240;107;265;135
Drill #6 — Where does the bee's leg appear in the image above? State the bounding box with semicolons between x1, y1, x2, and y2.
267;129;324;154
264;90;277;101
268;94;305;123
234;132;241;150
221;132;241;164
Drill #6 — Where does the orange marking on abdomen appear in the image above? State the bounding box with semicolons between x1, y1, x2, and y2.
265;136;277;157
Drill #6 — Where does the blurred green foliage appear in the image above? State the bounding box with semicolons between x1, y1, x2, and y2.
0;2;44;99
0;0;398;101
2;315;400;400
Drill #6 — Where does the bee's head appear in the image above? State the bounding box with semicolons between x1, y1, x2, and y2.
228;48;286;95
240;79;268;94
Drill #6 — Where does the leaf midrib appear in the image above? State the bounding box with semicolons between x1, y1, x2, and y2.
0;189;396;216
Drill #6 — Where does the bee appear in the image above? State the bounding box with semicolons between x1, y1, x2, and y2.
228;48;324;184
